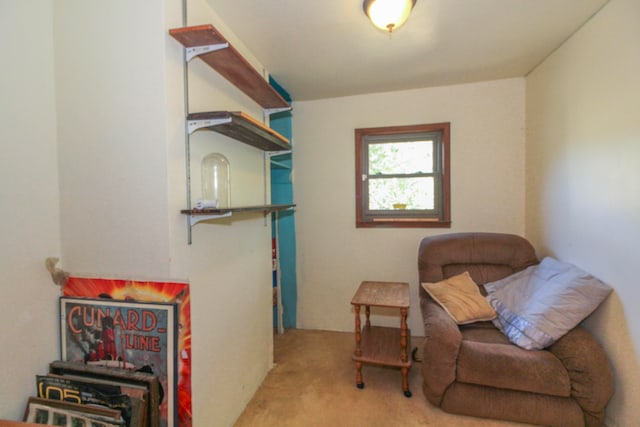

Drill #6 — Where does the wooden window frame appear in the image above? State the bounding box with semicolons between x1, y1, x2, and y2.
355;122;451;228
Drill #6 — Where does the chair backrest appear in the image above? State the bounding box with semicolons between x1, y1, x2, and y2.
418;232;538;296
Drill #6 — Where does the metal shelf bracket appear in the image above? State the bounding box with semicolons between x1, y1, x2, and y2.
266;150;292;157
187;117;232;134
189;212;233;227
185;43;229;62
263;107;292;119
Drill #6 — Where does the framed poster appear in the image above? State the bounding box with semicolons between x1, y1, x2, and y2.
63;277;192;427
60;297;177;427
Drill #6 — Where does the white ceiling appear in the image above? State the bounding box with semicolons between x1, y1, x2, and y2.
206;0;609;101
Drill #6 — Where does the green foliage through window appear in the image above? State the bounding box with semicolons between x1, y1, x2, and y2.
368;141;434;210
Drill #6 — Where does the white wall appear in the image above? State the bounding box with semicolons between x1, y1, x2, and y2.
525;0;640;425
0;1;62;419
293;79;526;333
54;1;171;277
0;1;275;425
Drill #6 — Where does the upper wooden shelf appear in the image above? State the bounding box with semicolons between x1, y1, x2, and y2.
169;24;291;111
188;111;291;151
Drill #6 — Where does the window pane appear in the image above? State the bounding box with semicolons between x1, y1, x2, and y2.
52;413;67;426
35;409;49;423
369;177;435;210
368;140;433;175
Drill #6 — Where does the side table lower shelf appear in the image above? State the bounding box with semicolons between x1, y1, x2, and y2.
352;326;412;368
352;326;412;397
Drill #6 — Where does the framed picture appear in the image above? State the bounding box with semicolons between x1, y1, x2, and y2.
63;277;192;427
59;297;177;427
23;396;124;426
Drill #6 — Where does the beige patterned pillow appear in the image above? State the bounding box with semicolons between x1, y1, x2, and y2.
422;272;497;324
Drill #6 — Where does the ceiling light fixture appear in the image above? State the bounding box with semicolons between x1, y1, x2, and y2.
363;0;416;34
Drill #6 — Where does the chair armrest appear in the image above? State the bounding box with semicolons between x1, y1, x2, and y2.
420;295;462;406
549;327;614;427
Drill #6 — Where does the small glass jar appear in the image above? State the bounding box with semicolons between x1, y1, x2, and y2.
201;153;230;208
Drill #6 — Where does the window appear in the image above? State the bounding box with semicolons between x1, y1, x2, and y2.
355;123;450;228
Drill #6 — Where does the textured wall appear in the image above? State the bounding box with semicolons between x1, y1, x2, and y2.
293;78;526;333
526;0;640;425
0;1;62;419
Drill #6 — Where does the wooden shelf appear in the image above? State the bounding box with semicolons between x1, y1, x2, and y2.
169;24;290;111
181;204;295;216
182;204;295;226
170;23;294;241
188;111;291;151
352;326;411;368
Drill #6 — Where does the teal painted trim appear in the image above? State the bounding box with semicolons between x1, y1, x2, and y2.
270;75;297;329
268;76;292;146
270;114;292;145
269;76;292;102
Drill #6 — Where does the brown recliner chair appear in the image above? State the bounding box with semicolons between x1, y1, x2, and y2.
418;232;613;427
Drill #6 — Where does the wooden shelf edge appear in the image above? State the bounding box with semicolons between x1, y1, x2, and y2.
188;111;291;151
169;24;291;110
181;204;295;215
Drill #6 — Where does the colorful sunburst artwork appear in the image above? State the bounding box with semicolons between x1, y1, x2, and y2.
63;276;192;427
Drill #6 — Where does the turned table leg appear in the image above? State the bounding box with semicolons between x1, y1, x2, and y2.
356;362;364;389
401;367;411;397
400;307;411;397
400;307;408;363
354;304;361;357
354;304;364;388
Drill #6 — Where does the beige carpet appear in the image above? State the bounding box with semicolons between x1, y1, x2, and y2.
234;329;532;427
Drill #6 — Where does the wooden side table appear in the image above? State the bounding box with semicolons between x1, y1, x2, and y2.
351;280;412;397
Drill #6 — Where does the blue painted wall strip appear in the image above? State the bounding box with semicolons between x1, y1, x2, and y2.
269;76;297;329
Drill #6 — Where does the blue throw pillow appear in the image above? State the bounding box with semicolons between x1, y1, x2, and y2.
484;257;612;350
